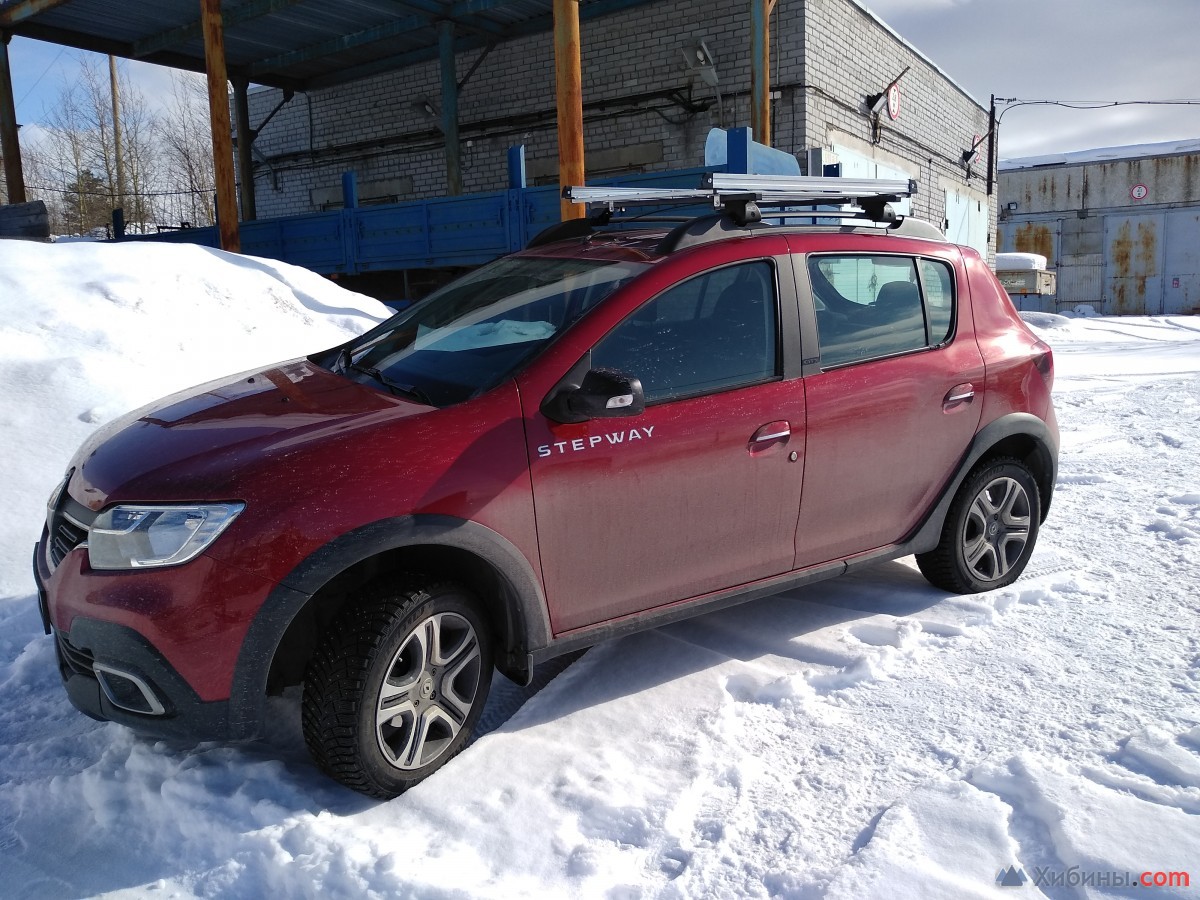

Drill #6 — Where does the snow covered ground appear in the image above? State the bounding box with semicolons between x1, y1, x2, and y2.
1;241;1198;899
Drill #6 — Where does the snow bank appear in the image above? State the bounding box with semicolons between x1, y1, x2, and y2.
0;240;388;596
0;242;1198;898
1019;311;1072;330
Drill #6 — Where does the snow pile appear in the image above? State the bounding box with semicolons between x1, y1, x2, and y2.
1019;310;1072;330
0;244;1198;898
0;240;388;596
995;252;1047;271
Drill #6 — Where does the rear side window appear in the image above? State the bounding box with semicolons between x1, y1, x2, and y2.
592;260;779;403
808;255;955;368
919;259;954;344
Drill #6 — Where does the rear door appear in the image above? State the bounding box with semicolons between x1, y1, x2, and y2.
791;243;986;567
520;243;807;634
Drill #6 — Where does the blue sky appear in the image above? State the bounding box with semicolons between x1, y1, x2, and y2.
7;0;1199;161
9;38;178;130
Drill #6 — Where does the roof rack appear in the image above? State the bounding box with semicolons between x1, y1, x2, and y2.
526;173;938;252
567;174;915;212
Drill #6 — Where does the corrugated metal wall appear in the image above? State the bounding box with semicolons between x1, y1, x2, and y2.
1164;209;1200;314
998;151;1200;315
1104;213;1163;315
1000;210;1200;316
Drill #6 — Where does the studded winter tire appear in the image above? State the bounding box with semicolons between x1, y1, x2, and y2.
916;458;1041;594
302;580;494;799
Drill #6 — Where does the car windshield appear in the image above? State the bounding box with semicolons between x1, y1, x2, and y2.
321;255;648;407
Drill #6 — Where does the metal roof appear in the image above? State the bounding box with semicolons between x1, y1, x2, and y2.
0;0;658;91
1000;138;1200;171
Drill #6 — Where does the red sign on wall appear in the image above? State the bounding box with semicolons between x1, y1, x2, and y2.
886;84;901;120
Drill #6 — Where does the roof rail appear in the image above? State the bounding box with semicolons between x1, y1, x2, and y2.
658;212;947;254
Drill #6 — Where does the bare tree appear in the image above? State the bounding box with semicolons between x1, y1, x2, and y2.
38;80;110;234
74;56;162;233
157;71;215;228
20;58;217;234
78;58;118;211
119;76;159;232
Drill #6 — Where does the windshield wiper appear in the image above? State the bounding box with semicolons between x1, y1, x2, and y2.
348;363;435;406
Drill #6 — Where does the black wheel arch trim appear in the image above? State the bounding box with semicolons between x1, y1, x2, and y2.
227;515;551;739
900;412;1058;559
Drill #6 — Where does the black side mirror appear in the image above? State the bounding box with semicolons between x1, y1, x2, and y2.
542;368;645;424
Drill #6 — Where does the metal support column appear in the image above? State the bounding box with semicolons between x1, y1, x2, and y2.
0;32;26;204
553;0;584;220
986;93;996;198
438;21;462;196
750;0;776;147
233;79;257;220
200;0;240;252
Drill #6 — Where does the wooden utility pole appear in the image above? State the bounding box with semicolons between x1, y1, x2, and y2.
750;0;778;147
109;55;126;213
0;31;26;204
553;0;584;221
200;0;240;252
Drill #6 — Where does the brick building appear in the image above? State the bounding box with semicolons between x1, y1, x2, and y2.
244;0;993;256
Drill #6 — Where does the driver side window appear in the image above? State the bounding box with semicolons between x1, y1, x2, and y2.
592;261;780;403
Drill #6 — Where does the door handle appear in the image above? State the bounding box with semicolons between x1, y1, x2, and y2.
750;421;791;444
943;383;975;412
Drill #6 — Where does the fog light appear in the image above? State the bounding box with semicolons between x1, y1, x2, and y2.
93;663;166;716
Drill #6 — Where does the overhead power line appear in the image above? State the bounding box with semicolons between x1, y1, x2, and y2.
994;97;1200;126
27;183;214;198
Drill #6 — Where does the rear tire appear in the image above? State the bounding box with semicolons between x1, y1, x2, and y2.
916;458;1041;594
302;579;493;799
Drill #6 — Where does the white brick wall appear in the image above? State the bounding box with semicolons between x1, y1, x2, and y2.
243;0;994;248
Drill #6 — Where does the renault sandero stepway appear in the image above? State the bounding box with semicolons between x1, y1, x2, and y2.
35;175;1058;798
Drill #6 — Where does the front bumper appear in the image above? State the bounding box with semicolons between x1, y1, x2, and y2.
33;523;279;741
51;617;232;740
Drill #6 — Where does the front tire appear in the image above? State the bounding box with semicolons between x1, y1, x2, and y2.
303;580;494;799
917;458;1041;594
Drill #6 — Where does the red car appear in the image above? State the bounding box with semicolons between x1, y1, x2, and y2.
35;176;1058;798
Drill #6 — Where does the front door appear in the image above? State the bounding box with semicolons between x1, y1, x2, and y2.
523;258;806;634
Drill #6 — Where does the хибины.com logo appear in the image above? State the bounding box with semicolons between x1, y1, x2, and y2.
996;866;1027;888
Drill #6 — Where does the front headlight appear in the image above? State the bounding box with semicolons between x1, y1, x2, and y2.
88;503;245;570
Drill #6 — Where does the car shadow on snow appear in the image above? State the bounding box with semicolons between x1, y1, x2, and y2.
501;559;946;732
216;562;941;810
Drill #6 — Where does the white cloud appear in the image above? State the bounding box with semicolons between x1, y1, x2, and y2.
866;0;1200;155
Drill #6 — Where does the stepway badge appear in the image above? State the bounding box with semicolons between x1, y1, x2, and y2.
996;865;1028;888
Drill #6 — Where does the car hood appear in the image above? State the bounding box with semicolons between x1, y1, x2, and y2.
69;359;425;510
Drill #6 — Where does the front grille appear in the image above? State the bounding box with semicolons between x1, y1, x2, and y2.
49;517;87;568
45;490;95;572
56;631;96;679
